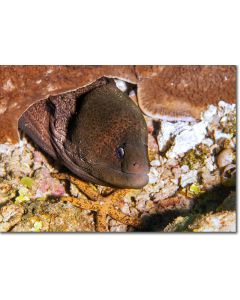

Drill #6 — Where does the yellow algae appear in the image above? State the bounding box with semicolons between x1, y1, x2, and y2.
20;176;34;189
15;187;31;204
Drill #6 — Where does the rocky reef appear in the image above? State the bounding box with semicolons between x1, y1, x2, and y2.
0;79;236;232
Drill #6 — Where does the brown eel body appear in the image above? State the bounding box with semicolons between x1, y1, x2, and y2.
18;78;150;189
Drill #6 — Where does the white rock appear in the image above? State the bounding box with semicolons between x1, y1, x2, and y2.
214;130;232;141
205;156;215;172
217;149;235;168
110;225;128;232
150;159;161;167
148;167;160;184
202;138;214;147
157;102;235;159
121;204;130;215
181;165;189;173
167;121;207;158
201;104;217;123
180;170;198;187
157;121;191;152
0;163;6;177
218;100;236;114
0;144;13;154
136;199;147;212
144;180;165;193
114;79;128;92
192;211;236;232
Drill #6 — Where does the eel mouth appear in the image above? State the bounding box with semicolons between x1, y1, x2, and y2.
90;164;150;189
106;172;149;189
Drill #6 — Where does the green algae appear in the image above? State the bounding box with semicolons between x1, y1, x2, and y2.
15;186;31;204
20;177;34;189
180;145;209;170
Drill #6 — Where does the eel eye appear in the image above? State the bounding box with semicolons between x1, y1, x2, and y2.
116;147;125;159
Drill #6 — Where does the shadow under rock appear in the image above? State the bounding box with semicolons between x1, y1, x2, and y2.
134;184;235;232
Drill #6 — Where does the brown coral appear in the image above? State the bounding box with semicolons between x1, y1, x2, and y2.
136;65;236;120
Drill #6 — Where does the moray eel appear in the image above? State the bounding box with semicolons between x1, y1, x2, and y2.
18;78;149;188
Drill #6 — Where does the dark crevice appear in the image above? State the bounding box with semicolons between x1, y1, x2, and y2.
133;184;235;232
